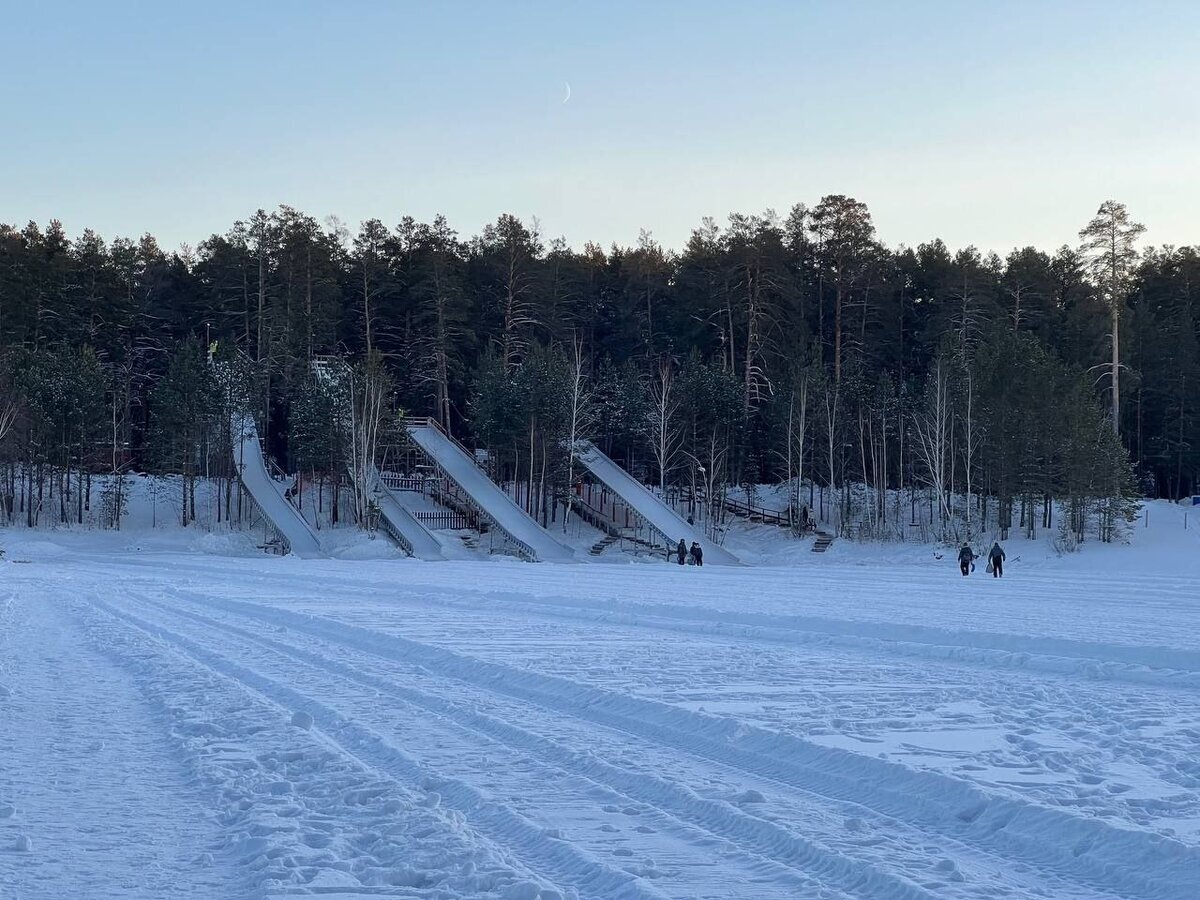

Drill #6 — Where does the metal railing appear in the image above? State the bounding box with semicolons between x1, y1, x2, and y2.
373;507;414;556
722;495;792;527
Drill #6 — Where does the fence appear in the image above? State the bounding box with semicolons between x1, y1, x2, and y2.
414;509;471;531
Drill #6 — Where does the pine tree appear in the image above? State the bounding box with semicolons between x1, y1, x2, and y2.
1079;201;1146;436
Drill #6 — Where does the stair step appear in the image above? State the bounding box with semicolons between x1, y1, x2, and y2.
811;531;835;553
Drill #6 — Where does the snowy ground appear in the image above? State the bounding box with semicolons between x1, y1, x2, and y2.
1;503;1198;898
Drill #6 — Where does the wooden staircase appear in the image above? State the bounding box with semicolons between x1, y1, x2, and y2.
588;534;620;556
811;530;835;553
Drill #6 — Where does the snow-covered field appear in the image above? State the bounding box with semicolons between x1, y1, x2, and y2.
1;503;1198;898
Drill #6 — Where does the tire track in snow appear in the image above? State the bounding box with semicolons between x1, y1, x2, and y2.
88;594;675;900
126;590;953;900
163;590;1198;900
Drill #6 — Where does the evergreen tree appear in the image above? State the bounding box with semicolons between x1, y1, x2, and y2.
1079;201;1146;436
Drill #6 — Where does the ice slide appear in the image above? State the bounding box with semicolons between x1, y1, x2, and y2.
405;419;577;562
231;414;324;558
360;463;446;560
573;440;741;566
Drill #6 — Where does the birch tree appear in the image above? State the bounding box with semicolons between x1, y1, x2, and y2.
912;356;954;539
562;333;593;530
348;351;395;529
646;354;683;493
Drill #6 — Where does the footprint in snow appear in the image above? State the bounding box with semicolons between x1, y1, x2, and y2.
500;880;543;900
15;835;32;852
732;789;765;804
290;711;314;730
0;804;15;819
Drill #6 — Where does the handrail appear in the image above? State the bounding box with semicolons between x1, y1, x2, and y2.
376;511;414;556
723;495;791;526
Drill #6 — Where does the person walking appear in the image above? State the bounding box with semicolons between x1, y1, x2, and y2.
988;541;1006;578
958;543;975;577
690;541;704;567
676;538;687;565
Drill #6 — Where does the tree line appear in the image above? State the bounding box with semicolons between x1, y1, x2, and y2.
0;197;1194;542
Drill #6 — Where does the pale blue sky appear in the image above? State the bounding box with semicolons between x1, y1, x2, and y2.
3;1;1197;253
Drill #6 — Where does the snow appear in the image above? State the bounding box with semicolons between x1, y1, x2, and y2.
0;500;1197;897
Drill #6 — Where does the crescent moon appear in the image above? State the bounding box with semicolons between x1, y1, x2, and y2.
562;82;571;104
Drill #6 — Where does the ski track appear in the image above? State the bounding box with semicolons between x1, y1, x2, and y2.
77;553;1200;685
102;591;853;900
0;588;243;899
79;556;1200;842
273;583;1200;835
114;587;1160;900
79;581;1199;899
4;549;1198;899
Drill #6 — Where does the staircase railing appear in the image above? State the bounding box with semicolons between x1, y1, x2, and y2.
722;495;791;527
569;495;663;555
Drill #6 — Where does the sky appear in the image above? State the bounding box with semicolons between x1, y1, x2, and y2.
2;1;1198;255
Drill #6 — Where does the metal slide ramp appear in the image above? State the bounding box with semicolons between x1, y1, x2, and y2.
361;462;447;560
573;440;742;566
404;419;577;562
231;414;324;558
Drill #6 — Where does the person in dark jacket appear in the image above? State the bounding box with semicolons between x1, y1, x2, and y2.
958;543;975;576
989;542;1006;578
690;541;703;566
676;539;687;565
